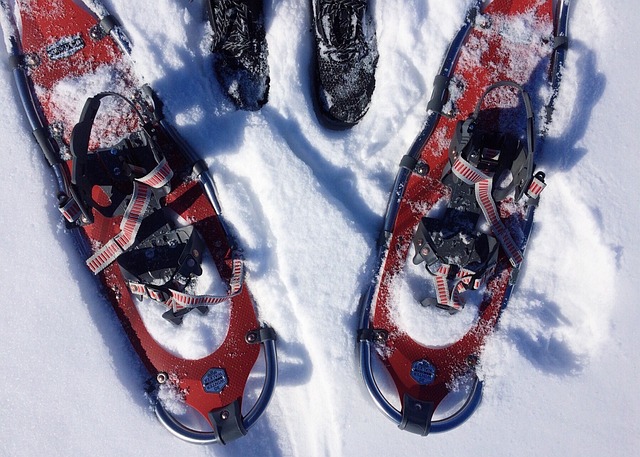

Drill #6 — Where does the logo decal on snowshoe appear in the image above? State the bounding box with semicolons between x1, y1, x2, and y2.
411;360;437;385
46;34;85;61
202;368;228;394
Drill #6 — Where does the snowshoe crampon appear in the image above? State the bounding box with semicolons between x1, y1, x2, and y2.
311;0;379;128
358;0;571;435
0;0;277;444
206;0;270;111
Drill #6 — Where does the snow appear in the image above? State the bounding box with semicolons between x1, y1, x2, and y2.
1;0;639;456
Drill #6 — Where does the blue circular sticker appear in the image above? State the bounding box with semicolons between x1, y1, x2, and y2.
411;359;436;385
202;368;228;393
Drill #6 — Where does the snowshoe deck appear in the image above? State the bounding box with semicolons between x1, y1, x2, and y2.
1;0;276;444
358;0;570;435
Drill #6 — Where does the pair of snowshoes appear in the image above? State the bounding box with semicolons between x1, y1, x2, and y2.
207;0;379;128
1;0;572;444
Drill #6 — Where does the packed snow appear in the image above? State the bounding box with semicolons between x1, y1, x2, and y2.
1;0;638;456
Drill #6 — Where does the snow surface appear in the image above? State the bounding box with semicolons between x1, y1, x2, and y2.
1;0;639;456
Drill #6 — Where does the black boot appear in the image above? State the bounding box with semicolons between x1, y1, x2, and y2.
207;0;270;110
311;0;379;128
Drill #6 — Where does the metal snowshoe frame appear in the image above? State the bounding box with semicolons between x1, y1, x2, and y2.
0;0;277;444
357;0;571;435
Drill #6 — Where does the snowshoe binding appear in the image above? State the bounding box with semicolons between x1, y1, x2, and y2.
311;0;379;128
69;92;246;325
207;0;270;110
412;81;541;314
